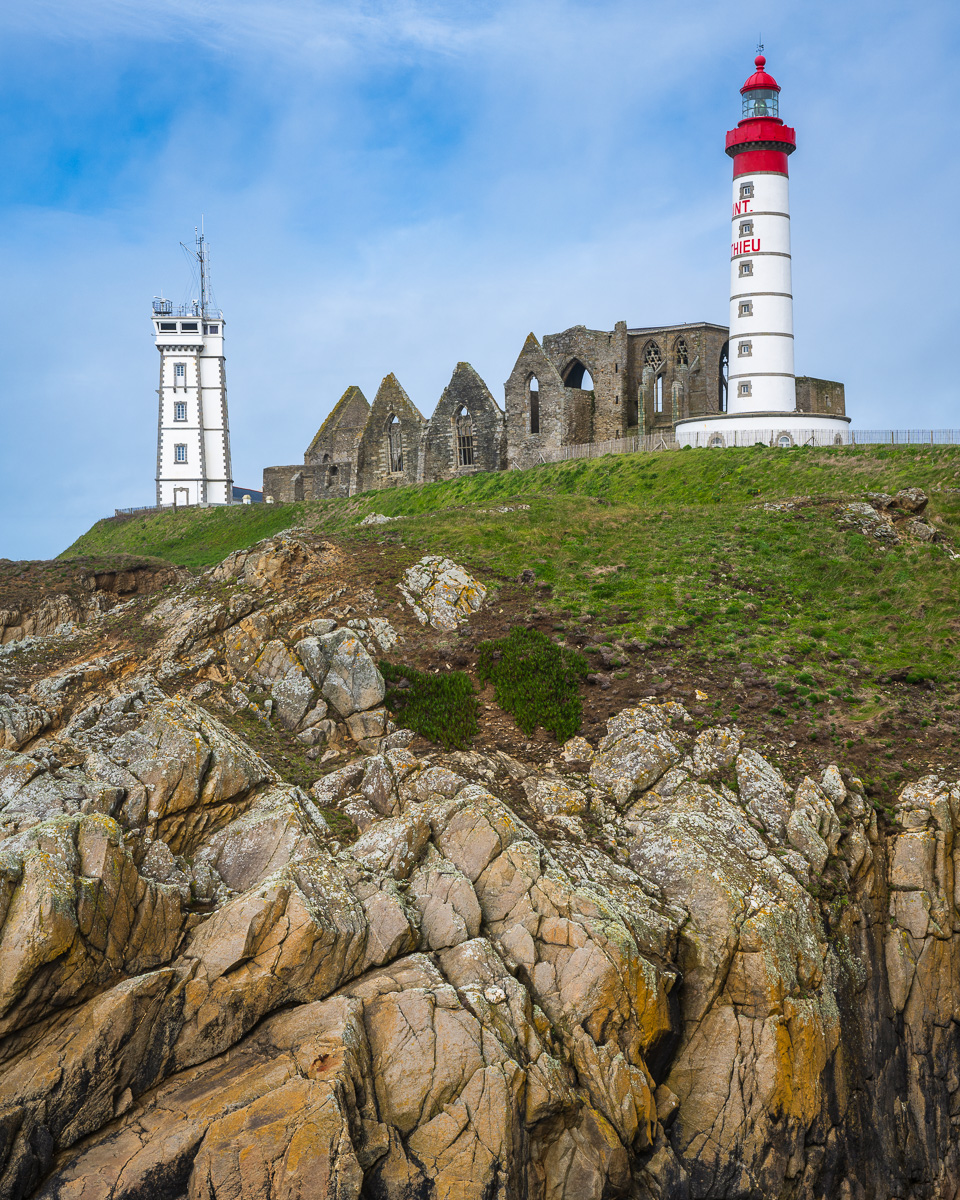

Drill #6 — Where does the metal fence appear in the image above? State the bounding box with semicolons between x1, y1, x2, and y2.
114;504;165;517
849;430;960;445
539;433;677;462
534;429;960;463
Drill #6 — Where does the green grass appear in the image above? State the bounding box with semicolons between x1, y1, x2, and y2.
477;627;589;741
380;661;479;749
60;445;960;684
61;503;302;571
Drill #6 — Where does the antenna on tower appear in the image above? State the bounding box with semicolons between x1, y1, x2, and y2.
757;34;764;55
181;218;214;317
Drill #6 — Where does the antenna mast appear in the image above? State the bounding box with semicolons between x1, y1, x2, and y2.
181;217;212;316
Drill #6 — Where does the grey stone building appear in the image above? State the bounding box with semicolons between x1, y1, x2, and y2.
263;385;371;502
263;320;845;497
355;375;427;493
421;362;505;482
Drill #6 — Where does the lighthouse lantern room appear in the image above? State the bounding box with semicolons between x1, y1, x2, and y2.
674;53;849;447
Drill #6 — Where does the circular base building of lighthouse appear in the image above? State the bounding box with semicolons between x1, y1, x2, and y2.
674;412;851;450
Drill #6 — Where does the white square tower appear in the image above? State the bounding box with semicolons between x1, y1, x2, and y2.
153;232;233;506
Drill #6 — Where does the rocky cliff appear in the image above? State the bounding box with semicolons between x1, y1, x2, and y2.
0;532;957;1200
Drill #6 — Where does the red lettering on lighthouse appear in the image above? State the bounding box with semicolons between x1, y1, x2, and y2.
731;238;761;258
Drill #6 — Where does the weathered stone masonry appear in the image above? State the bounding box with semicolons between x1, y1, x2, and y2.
264;321;845;495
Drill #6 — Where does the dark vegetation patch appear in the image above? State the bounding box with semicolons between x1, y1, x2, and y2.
477;627;589;742
380;661;479;750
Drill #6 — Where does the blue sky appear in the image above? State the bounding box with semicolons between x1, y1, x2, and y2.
2;0;958;559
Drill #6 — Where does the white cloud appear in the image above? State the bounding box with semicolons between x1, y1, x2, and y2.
2;0;959;557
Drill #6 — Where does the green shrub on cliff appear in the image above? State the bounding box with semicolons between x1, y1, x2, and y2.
380;661;478;749
477;626;589;741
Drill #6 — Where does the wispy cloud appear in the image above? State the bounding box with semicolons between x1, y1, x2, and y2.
1;0;959;558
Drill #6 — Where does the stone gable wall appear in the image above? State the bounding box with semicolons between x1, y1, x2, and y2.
421;363;505;482
355;375;426;493
305;387;371;467
503;335;568;470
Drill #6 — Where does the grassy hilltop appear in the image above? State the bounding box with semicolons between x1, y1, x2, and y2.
65;445;960;687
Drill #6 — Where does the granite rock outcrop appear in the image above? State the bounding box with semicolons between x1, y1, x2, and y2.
0;533;956;1200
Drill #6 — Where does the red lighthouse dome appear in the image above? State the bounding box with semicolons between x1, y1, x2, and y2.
725;52;796;175
741;54;781;96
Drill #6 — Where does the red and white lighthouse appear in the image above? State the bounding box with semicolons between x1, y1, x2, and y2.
725;54;796;415
675;53;849;446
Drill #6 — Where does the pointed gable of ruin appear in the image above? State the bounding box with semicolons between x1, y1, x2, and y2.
422;362;505;480
304;385;371;465
505;333;565;391
369;373;426;427
503;333;568;469
433;362;503;421
355;374;426;491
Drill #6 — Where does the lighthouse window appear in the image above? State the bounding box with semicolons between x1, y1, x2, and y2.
739;221;753;237
739;301;753;317
203;324;219;334
174;402;187;421
174;444;188;463
180;322;198;332
743;89;779;119
738;381;752;397
739;182;754;199
739;261;754;277
174;362;186;386
159;322;177;331
738;341;753;357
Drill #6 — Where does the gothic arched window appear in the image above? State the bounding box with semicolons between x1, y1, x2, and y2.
675;338;689;366
456;407;475;466
643;342;663;369
563;359;594;389
529;376;540;434
387;415;403;473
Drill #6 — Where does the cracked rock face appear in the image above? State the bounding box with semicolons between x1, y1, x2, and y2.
398;555;487;631
0;535;958;1200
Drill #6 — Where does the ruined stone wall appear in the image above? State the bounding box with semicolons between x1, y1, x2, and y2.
504;334;568;470
304;386;371;468
265;323;842;493
627;324;728;434
354;375;426;493
262;464;344;503
420;363;505;482
796;376;846;417
542;323;629;443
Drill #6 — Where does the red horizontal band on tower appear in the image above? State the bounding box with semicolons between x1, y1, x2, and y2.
725;120;796;154
731;149;790;177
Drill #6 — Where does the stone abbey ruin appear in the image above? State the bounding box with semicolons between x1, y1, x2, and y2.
263;321;846;501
